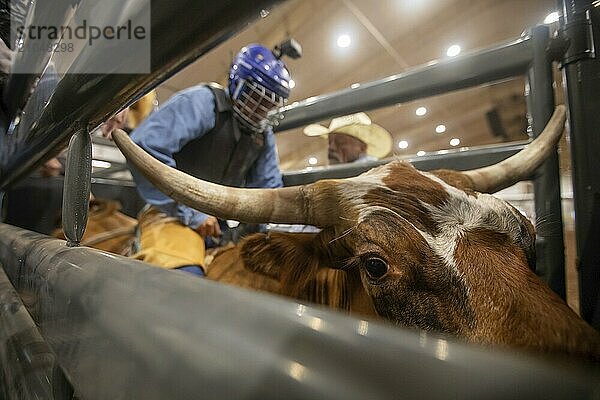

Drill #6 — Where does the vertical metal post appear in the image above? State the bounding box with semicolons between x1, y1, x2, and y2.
525;25;566;299
61;127;92;246
558;0;600;328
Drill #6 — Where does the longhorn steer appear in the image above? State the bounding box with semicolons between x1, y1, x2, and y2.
113;105;600;360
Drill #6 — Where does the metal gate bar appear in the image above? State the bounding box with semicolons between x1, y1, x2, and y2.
273;35;533;131
0;223;596;399
283;142;525;186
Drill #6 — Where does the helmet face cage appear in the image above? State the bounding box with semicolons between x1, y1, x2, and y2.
231;78;286;133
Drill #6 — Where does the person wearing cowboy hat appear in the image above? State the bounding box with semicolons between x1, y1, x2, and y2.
303;112;393;164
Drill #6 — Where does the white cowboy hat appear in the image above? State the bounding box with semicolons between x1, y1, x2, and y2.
303;112;393;159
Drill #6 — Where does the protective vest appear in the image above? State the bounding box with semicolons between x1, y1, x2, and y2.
173;84;265;187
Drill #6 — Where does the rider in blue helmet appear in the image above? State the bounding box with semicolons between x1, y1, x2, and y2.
115;40;300;277
228;44;292;133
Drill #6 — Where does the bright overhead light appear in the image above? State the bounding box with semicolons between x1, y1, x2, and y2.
435;124;446;134
337;34;351;48
289;79;296;89
544;11;559;24
446;44;461;57
450;138;461;147
416;150;426;157
308;156;318;165
398;140;409;149
415;106;427;116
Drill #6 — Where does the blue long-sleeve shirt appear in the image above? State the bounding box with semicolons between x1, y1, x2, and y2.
128;85;283;229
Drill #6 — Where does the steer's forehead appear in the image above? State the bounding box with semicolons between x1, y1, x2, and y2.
343;161;451;193
336;161;529;244
332;160;535;272
338;161;452;218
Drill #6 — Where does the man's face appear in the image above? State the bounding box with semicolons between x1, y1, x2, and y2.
328;132;368;164
247;84;280;120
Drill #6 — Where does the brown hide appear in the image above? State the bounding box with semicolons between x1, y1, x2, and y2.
206;232;378;319
454;228;600;359
53;199;136;254
205;245;281;294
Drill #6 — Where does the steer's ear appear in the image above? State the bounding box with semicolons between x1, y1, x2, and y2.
239;231;337;297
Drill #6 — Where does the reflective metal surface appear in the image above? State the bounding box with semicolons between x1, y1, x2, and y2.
0;223;598;399
283;142;525;186
2;0;78;120
273;35;534;131
0;0;285;190
0;266;73;399
62;128;92;246
559;0;600;329
525;25;566;297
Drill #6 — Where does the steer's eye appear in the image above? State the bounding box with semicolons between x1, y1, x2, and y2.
365;257;388;279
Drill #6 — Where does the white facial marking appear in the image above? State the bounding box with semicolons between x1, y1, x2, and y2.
421;171;525;259
352;168;526;290
338;164;392;223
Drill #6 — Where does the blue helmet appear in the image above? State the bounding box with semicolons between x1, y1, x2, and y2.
228;44;293;132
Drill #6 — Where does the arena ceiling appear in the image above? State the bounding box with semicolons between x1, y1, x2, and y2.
156;0;558;171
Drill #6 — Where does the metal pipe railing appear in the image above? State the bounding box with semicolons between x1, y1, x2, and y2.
525;25;566;298
0;223;597;399
0;266;74;399
1;0;76;121
273;35;533;131
283;141;526;186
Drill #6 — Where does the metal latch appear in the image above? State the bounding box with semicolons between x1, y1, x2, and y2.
557;9;596;67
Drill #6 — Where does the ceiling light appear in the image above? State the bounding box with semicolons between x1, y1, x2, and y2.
416;150;426;156
415;106;427;116
398;140;409;149
308;156;318;165
435;124;446;134
446;44;461;57
544;11;559;24
337;34;351;48
289;79;296;89
450;138;460;146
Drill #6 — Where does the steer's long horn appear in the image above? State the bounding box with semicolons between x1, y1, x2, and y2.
464;105;567;193
112;129;337;226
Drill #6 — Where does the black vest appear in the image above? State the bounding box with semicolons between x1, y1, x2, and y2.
173;84;265;187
